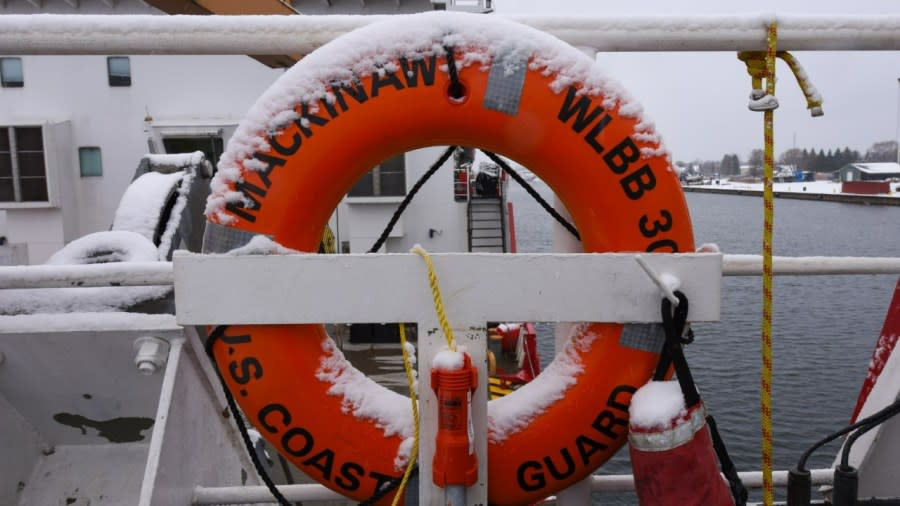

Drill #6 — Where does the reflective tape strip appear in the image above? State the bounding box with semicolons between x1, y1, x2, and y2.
483;52;527;116
619;323;666;353
628;402;708;452
202;221;268;254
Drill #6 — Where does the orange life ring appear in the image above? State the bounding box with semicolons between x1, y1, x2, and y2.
204;12;694;505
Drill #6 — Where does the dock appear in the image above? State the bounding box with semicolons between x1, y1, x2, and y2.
682;185;900;206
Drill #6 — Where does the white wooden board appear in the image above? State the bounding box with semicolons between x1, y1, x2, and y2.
173;252;722;325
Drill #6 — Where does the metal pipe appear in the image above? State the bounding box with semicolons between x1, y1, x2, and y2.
445;485;466;506
2;255;900;290
191;468;835;504
192;483;346;504
2;14;900;55
0;262;174;288
722;255;900;276
588;468;833;492
139;338;184;506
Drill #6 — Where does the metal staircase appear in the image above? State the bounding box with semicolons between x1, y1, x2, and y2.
467;195;507;252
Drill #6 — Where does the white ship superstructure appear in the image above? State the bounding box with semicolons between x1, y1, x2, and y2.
0;0;486;264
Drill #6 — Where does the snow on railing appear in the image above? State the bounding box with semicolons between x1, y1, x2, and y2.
1;14;900;55
2;254;899;290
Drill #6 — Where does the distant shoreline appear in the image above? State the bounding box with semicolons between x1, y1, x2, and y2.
682;185;900;206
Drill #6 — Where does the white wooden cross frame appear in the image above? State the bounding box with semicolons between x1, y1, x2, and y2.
174;251;723;505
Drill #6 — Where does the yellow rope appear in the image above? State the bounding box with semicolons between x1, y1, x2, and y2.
760;22;777;506
777;52;823;116
394;245;457;502
319;225;336;254
392;323;420;506
411;245;457;351
738;50;823;116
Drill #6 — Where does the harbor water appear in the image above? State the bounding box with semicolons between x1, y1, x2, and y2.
510;182;900;504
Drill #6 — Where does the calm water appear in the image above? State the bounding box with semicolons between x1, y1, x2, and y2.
509;182;900;504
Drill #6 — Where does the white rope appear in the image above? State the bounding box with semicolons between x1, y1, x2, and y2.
635;255;680;306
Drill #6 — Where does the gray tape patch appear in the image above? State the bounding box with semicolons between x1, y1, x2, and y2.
202;221;269;254
483;52;527;116
619;323;666;353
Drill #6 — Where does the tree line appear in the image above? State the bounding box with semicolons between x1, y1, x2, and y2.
678;140;898;176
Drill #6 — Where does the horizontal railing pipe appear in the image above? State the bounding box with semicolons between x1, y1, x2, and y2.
1;14;900;55
723;255;900;276
192;483;345;504
191;468;834;503
588;468;833;492
2;255;900;289
0;262;174;288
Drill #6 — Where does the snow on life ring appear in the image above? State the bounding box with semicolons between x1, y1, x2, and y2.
203;12;694;505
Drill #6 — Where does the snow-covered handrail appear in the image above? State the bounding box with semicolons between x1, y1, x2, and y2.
2;255;899;289
0;262;174;288
1;14;900;55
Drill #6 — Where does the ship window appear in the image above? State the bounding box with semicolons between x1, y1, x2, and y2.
162;136;224;171
0;58;23;88
79;147;103;177
0;126;48;202
349;154;406;197
107;56;131;87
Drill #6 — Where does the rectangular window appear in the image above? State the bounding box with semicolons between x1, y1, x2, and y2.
349;154;406;197
162;136;224;171
79;147;103;177
0;58;23;88
107;56;131;87
0;126;48;203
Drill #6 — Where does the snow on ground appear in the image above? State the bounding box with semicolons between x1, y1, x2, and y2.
692;179;900;197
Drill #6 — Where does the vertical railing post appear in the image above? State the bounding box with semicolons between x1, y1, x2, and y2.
418;319;489;505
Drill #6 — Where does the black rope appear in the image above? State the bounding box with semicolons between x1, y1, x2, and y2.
205;326;293;506
444;45;466;101
840;399;900;468
653;291;699;407
481;150;581;241
445;45;459;85
707;415;749;506
797;397;900;471
368;146;457;253
358;467;419;506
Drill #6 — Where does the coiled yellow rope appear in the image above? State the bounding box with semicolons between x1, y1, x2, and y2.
411;245;457;351
760;22;777;506
738;50;823;117
392;323;420;506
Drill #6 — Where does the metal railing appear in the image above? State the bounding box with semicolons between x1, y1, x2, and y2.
2;14;900;55
3;255;899;289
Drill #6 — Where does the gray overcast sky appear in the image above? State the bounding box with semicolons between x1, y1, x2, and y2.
494;0;900;162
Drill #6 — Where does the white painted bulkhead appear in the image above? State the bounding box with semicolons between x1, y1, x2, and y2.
342;149;469;254
0;46;282;262
0;0;468;263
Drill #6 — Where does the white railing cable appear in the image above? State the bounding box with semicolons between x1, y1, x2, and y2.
1;14;900;55
2;254;899;289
